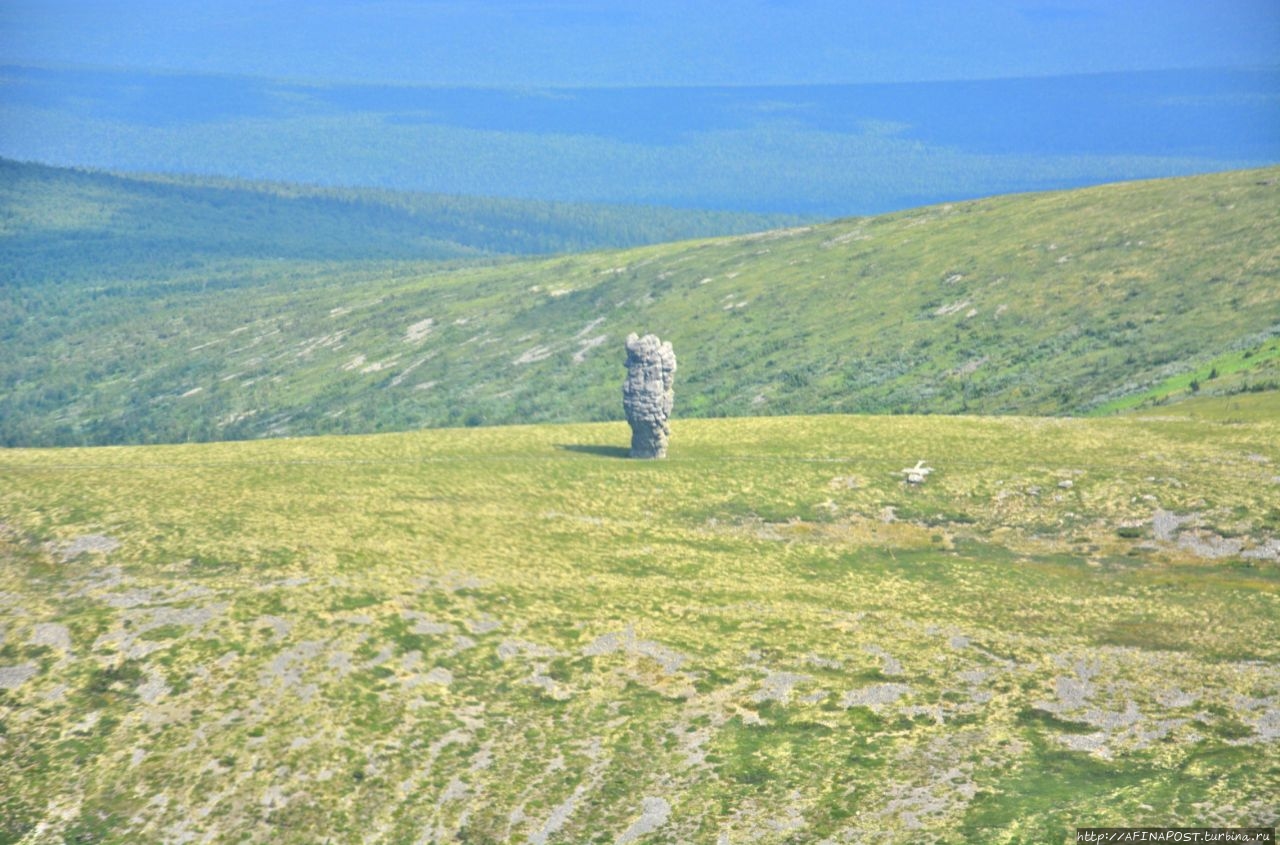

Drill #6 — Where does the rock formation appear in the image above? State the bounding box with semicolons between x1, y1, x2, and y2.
622;333;677;459
901;460;933;485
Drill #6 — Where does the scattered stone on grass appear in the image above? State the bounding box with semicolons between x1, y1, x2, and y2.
1152;509;1191;542
583;627;688;674
30;622;72;651
49;533;120;561
753;671;814;703
0;663;37;690
901;461;932;484
841;683;912;709
616;796;672;845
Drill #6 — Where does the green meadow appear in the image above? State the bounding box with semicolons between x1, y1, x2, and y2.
2;401;1277;842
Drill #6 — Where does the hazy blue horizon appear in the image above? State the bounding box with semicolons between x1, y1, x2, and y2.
3;62;1276;216
2;1;1277;87
1;2;1277;214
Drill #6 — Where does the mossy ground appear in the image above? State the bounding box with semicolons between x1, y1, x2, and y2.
1;406;1277;842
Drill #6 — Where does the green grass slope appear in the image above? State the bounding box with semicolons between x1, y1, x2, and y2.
1;409;1277;842
3;166;1278;446
1089;338;1280;416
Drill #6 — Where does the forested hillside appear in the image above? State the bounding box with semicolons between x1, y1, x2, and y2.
0;158;798;285
2;166;1277;446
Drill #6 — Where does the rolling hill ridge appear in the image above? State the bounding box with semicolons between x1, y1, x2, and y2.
2;164;1278;446
0;157;797;283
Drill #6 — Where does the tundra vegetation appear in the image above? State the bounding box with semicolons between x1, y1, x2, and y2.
2;164;1278;447
1;161;1279;843
1;397;1278;842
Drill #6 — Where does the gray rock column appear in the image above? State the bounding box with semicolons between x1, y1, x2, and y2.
622;333;677;458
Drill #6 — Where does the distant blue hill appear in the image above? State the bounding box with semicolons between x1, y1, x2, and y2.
2;64;1276;214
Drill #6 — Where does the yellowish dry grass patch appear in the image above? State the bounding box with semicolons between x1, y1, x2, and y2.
0;411;1277;842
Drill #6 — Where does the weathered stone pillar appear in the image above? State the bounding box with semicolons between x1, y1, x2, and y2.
622;333;677;459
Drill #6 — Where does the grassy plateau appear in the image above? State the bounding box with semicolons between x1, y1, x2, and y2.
2;398;1278;842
